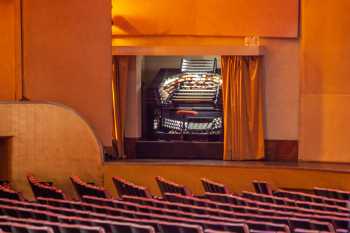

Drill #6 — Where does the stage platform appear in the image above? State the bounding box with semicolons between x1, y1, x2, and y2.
103;160;350;196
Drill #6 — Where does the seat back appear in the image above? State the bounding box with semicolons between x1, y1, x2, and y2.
274;189;348;207
204;230;233;233
314;187;330;198
27;175;43;198
314;187;350;201
0;197;336;233
0;222;54;233
242;191;297;206
27;175;65;200
0;209;202;233
201;221;249;233
158;222;203;233
0;211;154;233
209;190;350;215
68;213;198;233
252;181;273;195
0;215;106;233
79;218;156;233
112;177;152;198
288;218;335;233
201;179;229;194
70;176;107;199
156;176;191;196
294;230;319;233
0;184;23;201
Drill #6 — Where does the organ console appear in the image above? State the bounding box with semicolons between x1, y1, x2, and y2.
143;58;223;141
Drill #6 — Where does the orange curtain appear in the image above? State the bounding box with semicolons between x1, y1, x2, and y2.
112;56;130;159
221;56;265;160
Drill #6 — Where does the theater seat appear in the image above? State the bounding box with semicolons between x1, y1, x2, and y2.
112;177;152;198
158;222;203;233
274;189;348;207
252;181;273;195
70;176;108;200
0;222;54;233
294;230;319;233
314;187;350;201
201;178;230;194
155;176;192;196
204;230;234;233
0;184;23;201
27;175;66;200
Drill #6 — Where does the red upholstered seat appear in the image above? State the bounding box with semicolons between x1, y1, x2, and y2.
274;189;348;207
204;230;234;233
2;176;350;233
0;184;23;201
27;175;66;200
112;177;152;198
156;176;192;196
242;191;349;213
203;192;349;218
243;191;300;205
70;176;108;200
252;181;273;196
314;187;350;201
123;195;288;232
0;203;205;233
2;191;347;233
0;195;259;232
201;178;230;194
294;230;319;233
0;216;106;233
0;222;54;233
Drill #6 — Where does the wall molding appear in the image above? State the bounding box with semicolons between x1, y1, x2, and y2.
112;45;264;56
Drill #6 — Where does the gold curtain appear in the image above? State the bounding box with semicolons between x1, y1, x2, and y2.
221;56;265;160
112;56;130;159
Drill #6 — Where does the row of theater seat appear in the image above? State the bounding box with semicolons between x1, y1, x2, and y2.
0;175;109;201
0;190;336;233
0;196;248;233
3;175;350;207
0;176;350;233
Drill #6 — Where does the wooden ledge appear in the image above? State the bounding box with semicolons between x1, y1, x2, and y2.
112;45;264;56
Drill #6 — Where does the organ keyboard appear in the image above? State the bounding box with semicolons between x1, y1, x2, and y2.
144;58;223;141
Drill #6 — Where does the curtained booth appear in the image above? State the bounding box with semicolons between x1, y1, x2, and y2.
221;56;265;160
112;55;265;161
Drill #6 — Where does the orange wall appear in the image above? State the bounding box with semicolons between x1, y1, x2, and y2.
22;0;113;146
300;0;350;162
112;0;299;38
14;0;350;162
0;102;103;199
0;0;21;100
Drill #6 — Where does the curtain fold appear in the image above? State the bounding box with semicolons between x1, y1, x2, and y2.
221;56;265;160
112;56;130;159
